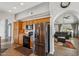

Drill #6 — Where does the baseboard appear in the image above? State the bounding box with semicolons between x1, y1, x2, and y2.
47;53;54;56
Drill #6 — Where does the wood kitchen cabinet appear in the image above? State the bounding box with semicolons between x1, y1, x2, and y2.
18;22;23;33
18;22;24;46
13;21;24;46
18;33;23;46
13;17;50;48
26;21;29;25
13;22;19;44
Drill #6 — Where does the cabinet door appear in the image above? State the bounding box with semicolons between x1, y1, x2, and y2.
26;21;29;25
13;22;19;44
22;21;26;30
18;34;23;46
14;22;23;46
18;22;23;46
19;22;23;33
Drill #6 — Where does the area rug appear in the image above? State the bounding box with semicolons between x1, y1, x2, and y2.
0;49;7;53
63;41;75;49
15;47;32;56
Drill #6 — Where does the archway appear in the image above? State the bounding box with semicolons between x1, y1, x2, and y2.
53;10;79;56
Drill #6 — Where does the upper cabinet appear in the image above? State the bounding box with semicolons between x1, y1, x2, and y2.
18;22;23;33
13;17;50;46
29;20;33;25
33;17;50;24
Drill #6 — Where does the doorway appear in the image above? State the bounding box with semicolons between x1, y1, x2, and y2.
4;20;12;49
8;23;12;46
53;11;79;56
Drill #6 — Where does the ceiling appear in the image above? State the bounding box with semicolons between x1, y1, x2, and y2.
55;13;78;24
0;2;42;19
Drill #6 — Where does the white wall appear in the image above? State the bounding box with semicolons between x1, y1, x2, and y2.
7;15;15;44
0;20;6;39
49;2;79;54
0;20;6;49
55;13;77;24
0;15;15;49
50;2;79;18
16;2;50;21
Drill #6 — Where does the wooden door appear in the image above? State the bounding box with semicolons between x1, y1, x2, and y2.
18;33;23;46
18;22;23;46
22;21;26;31
13;22;19;44
13;21;24;46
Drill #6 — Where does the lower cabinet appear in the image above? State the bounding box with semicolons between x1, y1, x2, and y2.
23;36;30;49
18;34;23;46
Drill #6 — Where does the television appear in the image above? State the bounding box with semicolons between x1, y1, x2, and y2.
26;25;33;30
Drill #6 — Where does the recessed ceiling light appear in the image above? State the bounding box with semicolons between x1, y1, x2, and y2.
13;7;17;9
20;3;24;6
8;10;12;12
